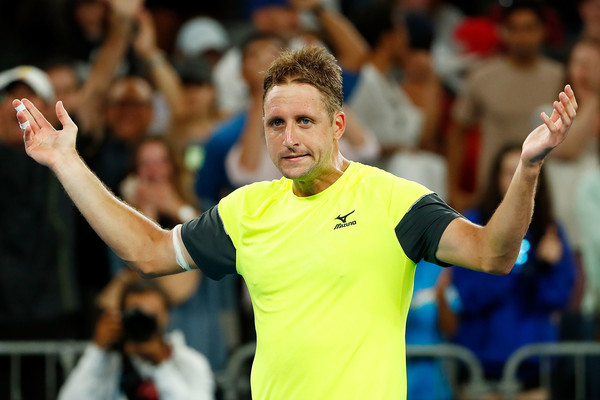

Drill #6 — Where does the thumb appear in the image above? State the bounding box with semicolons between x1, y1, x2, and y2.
56;101;77;131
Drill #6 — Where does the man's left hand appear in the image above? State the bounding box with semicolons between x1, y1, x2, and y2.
521;85;578;167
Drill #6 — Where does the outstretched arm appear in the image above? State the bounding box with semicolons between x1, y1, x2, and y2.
436;85;578;274
14;98;194;277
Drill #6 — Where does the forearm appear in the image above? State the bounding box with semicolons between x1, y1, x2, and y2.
480;161;540;273
316;7;369;71
145;51;186;121
238;100;266;172
51;152;176;276
78;11;134;131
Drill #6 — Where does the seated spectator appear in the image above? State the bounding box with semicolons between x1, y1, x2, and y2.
58;280;214;400
450;144;575;398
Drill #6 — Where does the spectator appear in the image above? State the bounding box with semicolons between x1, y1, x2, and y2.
0;65;80;399
574;134;600;400
349;3;448;197
577;0;600;41
447;0;564;211
544;37;600;252
58;280;214;400
450;144;575;398
406;262;460;400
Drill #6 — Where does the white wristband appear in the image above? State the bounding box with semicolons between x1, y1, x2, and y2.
172;225;192;271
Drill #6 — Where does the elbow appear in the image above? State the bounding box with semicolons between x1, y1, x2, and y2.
129;261;162;279
480;258;514;275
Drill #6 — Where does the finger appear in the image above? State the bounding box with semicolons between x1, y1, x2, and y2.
22;98;53;131
554;99;572;129
55;101;77;131
13;99;40;132
565;84;578;110
559;90;577;119
541;111;558;133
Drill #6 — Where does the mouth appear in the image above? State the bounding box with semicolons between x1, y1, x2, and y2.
281;154;309;162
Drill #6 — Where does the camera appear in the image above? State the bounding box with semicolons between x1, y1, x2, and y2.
121;308;158;343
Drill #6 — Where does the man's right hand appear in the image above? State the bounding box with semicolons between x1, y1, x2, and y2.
93;310;123;350
13;99;78;169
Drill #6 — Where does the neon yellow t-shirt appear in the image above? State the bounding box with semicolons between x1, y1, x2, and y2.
213;162;451;399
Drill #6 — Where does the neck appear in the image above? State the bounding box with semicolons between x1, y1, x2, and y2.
292;156;350;197
506;53;539;69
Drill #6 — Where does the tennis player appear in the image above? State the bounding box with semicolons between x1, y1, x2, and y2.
13;46;577;399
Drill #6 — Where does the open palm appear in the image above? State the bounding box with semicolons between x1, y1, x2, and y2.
521;85;578;165
13;98;78;168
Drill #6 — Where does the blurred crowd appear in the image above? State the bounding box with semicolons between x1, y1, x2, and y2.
0;0;599;399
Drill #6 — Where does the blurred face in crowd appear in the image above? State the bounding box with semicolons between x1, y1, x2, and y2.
0;83;47;147
47;65;80;112
498;149;521;196
568;41;600;97
501;9;545;62
242;38;283;93
123;290;169;332
183;83;217;116
135;140;174;183
252;6;300;41
105;77;154;144
74;0;108;41
580;0;600;39
383;23;409;66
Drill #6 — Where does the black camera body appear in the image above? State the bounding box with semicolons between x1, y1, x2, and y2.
121;308;158;343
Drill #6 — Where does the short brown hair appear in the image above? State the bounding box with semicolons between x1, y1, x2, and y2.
263;46;343;120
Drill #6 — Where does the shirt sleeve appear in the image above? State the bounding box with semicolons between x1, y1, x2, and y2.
181;206;237;280
395;193;463;267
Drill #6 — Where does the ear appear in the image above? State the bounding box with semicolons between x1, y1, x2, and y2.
333;110;346;141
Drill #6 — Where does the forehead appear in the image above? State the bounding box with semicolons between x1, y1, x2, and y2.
264;82;327;117
109;78;152;102
504;9;542;26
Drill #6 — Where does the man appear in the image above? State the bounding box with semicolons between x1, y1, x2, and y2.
13;46;576;399
58;280;214;399
0;66;80;399
447;0;564;209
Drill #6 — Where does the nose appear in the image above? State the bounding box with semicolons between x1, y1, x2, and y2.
283;124;298;148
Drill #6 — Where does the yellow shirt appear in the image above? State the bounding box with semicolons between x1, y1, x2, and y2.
216;162;437;399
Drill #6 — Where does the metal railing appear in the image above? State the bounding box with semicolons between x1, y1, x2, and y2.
0;341;88;400
499;341;600;400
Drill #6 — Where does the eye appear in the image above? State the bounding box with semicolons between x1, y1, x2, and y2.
299;117;311;125
269;119;284;127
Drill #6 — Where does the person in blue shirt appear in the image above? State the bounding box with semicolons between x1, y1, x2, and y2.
450;144;575;396
406;260;461;400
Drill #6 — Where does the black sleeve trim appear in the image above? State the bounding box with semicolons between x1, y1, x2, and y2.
395;193;463;267
181;205;237;280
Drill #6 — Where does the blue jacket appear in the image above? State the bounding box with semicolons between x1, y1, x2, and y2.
452;209;575;379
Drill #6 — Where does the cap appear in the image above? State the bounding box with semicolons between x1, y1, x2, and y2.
173;57;212;86
0;65;55;104
175;17;229;58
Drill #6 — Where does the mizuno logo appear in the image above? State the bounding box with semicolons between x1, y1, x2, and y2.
334;210;357;230
335;210;355;223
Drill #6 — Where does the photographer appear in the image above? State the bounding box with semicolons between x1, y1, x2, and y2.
58;280;214;400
